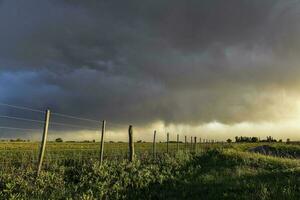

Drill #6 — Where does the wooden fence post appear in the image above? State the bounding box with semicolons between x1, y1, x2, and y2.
37;109;51;177
177;134;179;152
128;125;134;162
153;130;156;159
194;137;197;153
190;136;193;152
185;136;187;152
100;120;106;165
167;132;169;153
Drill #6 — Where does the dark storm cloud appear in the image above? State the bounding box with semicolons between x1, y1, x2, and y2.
1;0;300;128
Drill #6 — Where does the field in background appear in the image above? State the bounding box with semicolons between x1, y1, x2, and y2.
0;142;298;165
0;142;299;199
0;141;221;169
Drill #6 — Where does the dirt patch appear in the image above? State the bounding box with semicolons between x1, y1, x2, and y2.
249;145;300;159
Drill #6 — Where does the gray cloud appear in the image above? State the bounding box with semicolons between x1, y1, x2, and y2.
1;0;300;130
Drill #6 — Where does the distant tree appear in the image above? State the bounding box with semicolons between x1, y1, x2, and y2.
287;138;291;144
266;136;276;143
235;136;260;143
227;139;232;143
55;138;63;143
10;138;26;142
235;136;239;143
251;137;259;143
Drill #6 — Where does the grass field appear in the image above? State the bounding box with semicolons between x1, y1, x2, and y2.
0;142;299;199
0;142;192;167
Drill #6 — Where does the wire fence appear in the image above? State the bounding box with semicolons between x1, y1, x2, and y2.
0;102;227;173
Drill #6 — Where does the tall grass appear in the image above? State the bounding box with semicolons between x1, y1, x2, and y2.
0;144;299;199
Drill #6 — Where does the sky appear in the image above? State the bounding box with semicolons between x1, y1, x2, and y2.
0;0;300;141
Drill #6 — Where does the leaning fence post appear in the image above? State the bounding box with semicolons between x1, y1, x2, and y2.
177;134;179;152
37;109;51;177
100;120;106;165
153;130;157;159
166;132;169;154
128;125;134;162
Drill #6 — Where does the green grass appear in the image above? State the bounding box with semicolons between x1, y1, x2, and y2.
0;142;299;199
229;142;300;151
0;142;196;167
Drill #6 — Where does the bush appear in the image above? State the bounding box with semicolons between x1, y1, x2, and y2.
55;138;63;143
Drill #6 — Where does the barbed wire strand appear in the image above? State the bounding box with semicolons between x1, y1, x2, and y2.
0;102;45;113
0;115;100;130
51;112;100;123
0;126;42;132
0;115;44;124
50;122;100;130
0;102;102;123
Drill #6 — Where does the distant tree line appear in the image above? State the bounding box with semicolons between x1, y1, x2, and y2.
0;139;30;142
233;136;287;143
235;136;259;143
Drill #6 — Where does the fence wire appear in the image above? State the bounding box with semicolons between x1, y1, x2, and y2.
0;102;226;171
